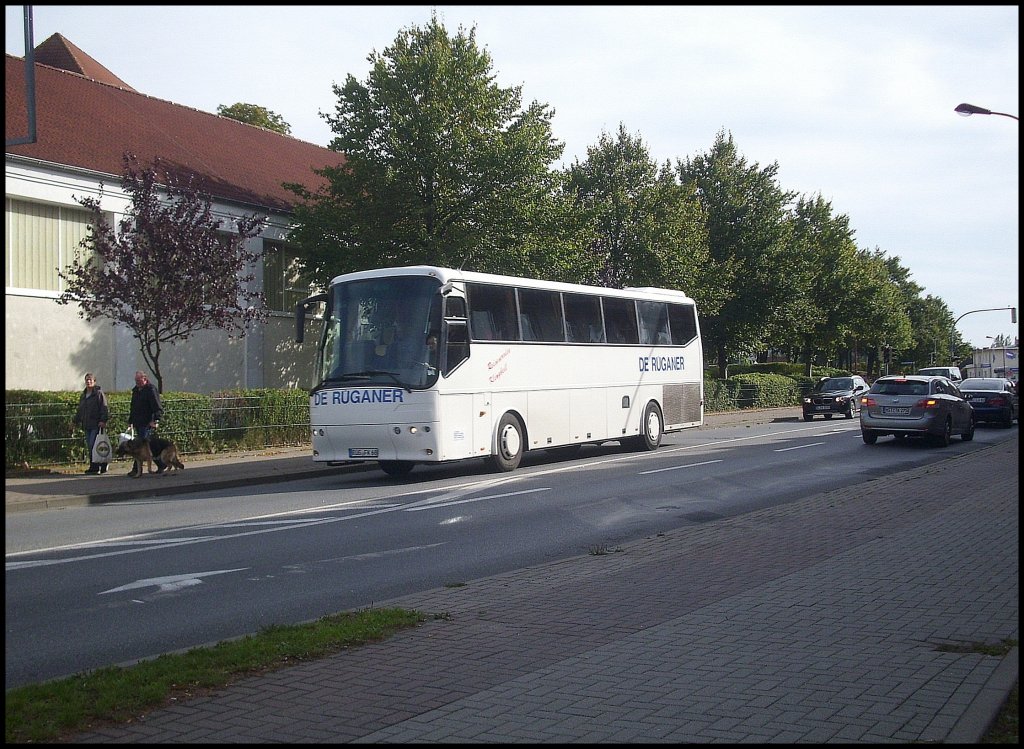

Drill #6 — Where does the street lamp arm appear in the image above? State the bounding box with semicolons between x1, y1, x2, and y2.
954;102;1019;121
950;306;1018;362
952;307;1017;327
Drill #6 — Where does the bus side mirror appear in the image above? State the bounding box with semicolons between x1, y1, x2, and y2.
295;293;328;343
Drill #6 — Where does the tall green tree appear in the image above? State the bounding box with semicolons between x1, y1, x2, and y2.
564;124;715;308
848;248;914;374
676;131;797;377
216;102;292;135
56;155;268;393
286;14;564;290
782;194;863;374
906;294;957;367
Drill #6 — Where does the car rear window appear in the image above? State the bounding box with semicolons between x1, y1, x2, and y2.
962;379;1008;391
871;380;928;396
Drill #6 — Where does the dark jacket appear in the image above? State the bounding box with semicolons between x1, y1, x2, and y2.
129;381;163;432
74;386;109;431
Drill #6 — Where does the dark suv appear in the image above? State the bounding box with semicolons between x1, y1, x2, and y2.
802;375;870;421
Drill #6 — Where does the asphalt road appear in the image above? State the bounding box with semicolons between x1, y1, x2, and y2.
6;414;1016;690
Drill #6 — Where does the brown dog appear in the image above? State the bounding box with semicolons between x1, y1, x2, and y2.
115;436;185;477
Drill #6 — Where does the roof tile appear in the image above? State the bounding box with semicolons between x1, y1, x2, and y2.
6;46;345;213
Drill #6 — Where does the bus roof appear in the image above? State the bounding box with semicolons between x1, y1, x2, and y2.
328;265;696;304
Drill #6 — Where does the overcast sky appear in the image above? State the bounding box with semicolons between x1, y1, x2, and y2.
7;5;1019;351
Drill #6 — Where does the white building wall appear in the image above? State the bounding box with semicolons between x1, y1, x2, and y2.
6;157;320;395
967;347;1020;382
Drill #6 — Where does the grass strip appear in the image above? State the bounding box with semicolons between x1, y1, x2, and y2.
5;607;429;744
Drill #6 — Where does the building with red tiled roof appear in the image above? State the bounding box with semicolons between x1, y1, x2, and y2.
6;35;346;393
31;32;136;90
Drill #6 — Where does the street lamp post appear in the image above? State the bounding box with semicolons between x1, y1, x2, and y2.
950;307;1018;363
954;102;1019;121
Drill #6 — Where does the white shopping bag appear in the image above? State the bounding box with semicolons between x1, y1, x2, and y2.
92;430;113;464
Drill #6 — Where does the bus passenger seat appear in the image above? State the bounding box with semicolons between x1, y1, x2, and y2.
519;314;537;341
471;311;494;340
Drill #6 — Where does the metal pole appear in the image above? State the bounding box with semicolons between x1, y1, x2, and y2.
949;307;1018;362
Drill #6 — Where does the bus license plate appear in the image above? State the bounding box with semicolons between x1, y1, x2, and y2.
881;406;911;415
349;448;378;458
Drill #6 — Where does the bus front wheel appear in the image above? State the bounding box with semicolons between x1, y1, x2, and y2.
488;413;524;472
628;401;663;452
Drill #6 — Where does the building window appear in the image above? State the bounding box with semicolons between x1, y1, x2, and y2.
5;198;94;292
263;241;310;312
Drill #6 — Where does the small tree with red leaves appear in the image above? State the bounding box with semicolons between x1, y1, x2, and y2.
58;154;269;393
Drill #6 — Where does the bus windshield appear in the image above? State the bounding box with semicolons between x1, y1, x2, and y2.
317;275;442;391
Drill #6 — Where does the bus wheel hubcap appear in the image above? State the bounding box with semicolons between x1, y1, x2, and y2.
501;425;521;456
647;412;660;440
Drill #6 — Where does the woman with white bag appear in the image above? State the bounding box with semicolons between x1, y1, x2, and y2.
73;373;110;474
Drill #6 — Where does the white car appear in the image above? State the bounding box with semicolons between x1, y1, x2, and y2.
916;366;962;383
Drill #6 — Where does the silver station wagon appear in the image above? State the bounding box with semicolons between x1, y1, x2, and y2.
859;375;975;446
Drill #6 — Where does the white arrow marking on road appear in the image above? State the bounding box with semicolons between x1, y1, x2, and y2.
99;568;249;595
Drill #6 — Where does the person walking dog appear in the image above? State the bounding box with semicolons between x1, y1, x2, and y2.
128;370;164;475
73;373;109;474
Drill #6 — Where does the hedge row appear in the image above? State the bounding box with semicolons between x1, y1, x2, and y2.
5;388;310;469
6;371;850;469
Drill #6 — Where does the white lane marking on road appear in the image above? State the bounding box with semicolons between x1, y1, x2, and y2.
99;568;249;595
405;488;550;511
775;442;826;452
639;459;723;475
335;543;446;561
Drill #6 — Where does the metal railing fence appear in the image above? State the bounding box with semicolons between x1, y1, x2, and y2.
6;395;311;469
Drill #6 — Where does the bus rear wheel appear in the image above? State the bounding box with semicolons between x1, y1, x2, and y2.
488;412;524;472
379;460;415;477
627;401;663;451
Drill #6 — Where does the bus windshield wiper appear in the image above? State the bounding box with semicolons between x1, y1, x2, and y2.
338;370;411;392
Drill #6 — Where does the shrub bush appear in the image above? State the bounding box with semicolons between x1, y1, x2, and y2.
726;373;802;409
5;388;309;470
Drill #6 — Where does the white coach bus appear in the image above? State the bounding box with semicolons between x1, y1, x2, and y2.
295;266;703;476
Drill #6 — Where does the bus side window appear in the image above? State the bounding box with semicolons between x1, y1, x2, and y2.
563;292;603;343
668;303;698;346
602;297;639;344
467;283;517;341
517;287;564;342
637;301;669;346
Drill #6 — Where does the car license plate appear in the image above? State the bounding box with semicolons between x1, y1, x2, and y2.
881;406;911;415
968;395;985;402
349;448;378;458
815;405;832;411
